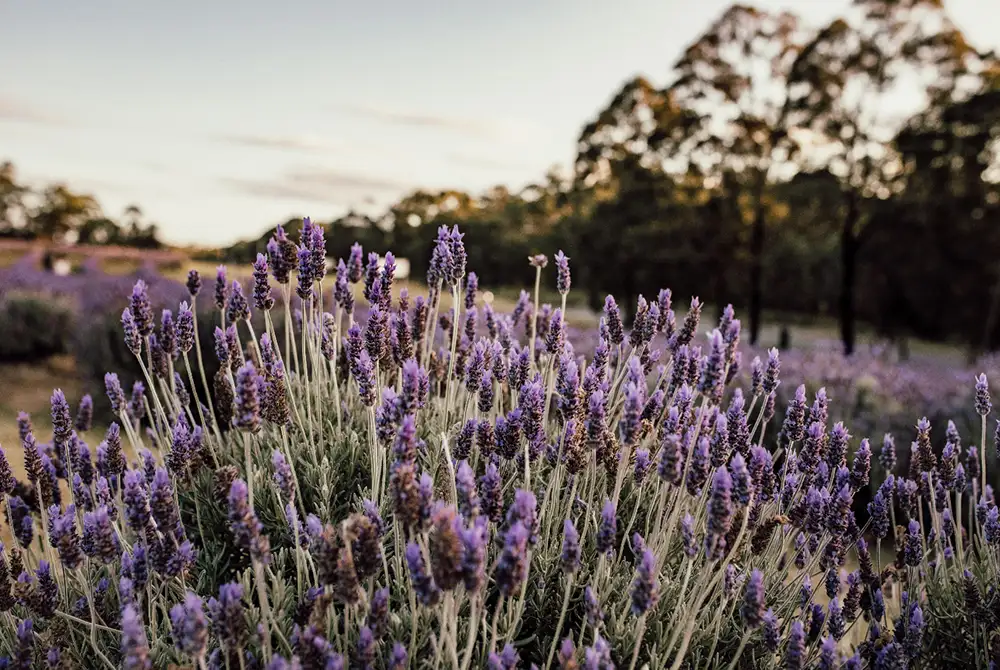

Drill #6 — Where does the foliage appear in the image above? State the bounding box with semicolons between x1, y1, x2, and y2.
209;1;1000;360
0;162;162;249
0;292;74;361
2;226;1000;669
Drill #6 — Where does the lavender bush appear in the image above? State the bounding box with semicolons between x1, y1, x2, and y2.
0;221;998;668
0;292;74;361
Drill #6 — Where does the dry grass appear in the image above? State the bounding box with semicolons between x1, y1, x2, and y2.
0;355;91;479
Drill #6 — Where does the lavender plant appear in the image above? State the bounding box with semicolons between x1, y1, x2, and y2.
1;222;999;669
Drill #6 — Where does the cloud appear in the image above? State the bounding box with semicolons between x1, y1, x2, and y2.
215;133;343;154
0;96;64;125
447;152;532;171
340;103;536;141
222;167;409;206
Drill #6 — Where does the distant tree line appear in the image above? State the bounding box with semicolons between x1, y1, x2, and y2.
211;1;1000;359
0;161;163;249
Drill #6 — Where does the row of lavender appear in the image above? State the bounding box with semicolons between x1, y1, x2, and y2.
1;244;991;445
0;222;998;668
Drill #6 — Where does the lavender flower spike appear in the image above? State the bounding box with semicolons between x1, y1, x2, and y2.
976;373;991;417
170;592;209;658
122;603;152;669
555;250;571;295
630;548;659;615
741;569;765;628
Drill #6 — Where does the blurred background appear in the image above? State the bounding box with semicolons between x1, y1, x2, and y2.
1;0;999;464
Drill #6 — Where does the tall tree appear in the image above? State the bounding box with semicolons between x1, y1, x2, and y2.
785;0;980;354
0;161;29;234
574;77;699;310
666;5;805;345
30;184;101;242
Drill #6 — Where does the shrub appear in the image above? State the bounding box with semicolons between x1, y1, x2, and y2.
0;291;74;361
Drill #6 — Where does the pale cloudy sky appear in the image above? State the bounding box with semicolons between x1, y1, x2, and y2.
1;0;997;246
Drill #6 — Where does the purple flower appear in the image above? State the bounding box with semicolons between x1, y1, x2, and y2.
681;513;697;557
73;394;94;434
429;505;464;591
296;246;314;300
785;620;805;670
986;506;1000;544
271;450;295;501
558;638;577;669
495;522;530;597
170;592;208;658
561;519;581;574
213;266;228;310
698;329;726;402
705;467;733;559
48;504;83;570
977;373;992;417
741;569;765;628
460;516;488;592
122;603;151;669
904;519;923;566
780;385;808;446
354;350;377;407
880;433;896;473
186;268;202;296
388;642;408;670
159;309;178;358
208;583;246;648
620;382;644;448
819;637;837;670
487;643;520;670
868;489;891;538
762;348;780;395
353;626;375;670
455;460;479;519
9;497;33;547
479;462;503;523
603;296;624;345
584;586;603;629
505;489;538;545
633;448;652;484
630;549;659;615
828;597;845;640
82;506;120;564
658;433;682;486
554;250;571;294
463;270;479;310
905;604;924;659
366;587;389;639
405;542;440;606
344;242;363;284
174;301;195;354
851;438;871;489
233;362;262;432
226;280;250;324
228;479;271;564
583;635;613;670
150;467;181;536
727;393;751;457
730;453;752;505
252;254;275;311
763;608;779;652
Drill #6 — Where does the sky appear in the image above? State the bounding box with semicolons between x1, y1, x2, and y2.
2;0;997;246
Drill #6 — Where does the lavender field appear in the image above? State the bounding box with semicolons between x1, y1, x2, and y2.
0;223;995;669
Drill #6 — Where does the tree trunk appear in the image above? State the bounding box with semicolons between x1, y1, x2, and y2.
839;194;860;356
748;188;767;346
979;262;1000;356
